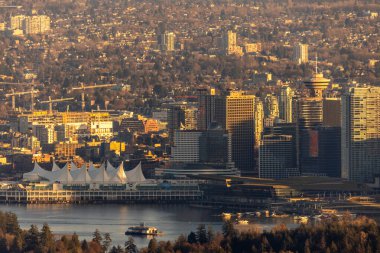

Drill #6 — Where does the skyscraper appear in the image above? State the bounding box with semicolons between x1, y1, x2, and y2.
197;88;216;131
296;70;330;175
167;105;185;143
215;91;256;175
279;86;294;123
254;97;264;149
342;87;380;182
293;43;308;64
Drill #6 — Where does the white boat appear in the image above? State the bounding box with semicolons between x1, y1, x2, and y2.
237;219;249;225
125;223;161;236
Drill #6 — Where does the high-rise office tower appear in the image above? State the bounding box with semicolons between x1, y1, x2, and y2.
293;43;308;64
264;94;279;119
259;134;299;179
215;91;256;175
342;87;380;182
184;107;198;130
167;105;185;143
279;86;294;123
197;88;216;130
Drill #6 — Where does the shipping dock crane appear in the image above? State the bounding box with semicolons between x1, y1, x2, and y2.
71;83;116;111
39;96;74;113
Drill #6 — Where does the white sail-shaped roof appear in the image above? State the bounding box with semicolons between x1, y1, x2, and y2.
51;166;73;184
70;161;79;171
92;165;110;183
23;163;51;181
107;161;116;171
52;162;61;172
109;162;127;183
125;162;146;182
71;165;91;184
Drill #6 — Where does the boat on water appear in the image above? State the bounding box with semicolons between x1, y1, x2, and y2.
125;223;161;236
237;219;249;225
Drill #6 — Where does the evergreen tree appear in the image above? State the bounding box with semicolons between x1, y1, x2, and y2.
102;232;112;252
5;212;20;235
40;223;55;253
187;231;197;244
222;220;236;238
71;233;81;253
24;225;42;253
9;234;23;253
207;226;215;243
110;245;125;253
125;237;138;253
196;224;208;244
81;239;90;252
92;229;103;244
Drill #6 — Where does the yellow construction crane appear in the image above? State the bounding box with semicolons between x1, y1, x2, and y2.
5;89;39;111
39;96;74;113
71;83;116;111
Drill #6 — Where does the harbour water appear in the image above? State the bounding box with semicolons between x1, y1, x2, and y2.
0;204;299;249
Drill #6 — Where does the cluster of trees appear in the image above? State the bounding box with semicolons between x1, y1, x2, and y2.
1;210;380;253
140;215;380;253
0;210;119;253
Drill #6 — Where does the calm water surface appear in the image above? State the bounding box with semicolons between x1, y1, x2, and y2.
0;204;298;249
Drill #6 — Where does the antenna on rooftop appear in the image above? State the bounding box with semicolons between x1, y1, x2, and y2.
315;53;318;74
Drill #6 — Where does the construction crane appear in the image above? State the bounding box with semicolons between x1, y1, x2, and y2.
0;81;41;86
39;96;74;113
71;83;117;111
5;89;39;111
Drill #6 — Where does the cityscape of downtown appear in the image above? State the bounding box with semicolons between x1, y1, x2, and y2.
0;0;380;252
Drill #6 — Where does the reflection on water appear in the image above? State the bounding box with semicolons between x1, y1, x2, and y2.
0;204;299;249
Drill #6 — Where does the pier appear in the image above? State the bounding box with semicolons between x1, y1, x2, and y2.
0;189;203;204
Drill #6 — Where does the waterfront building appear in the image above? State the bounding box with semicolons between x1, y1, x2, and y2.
166;127;238;176
259;134;299;179
171;130;203;163
342;87;380;182
279;86;294;123
293;43;308;64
